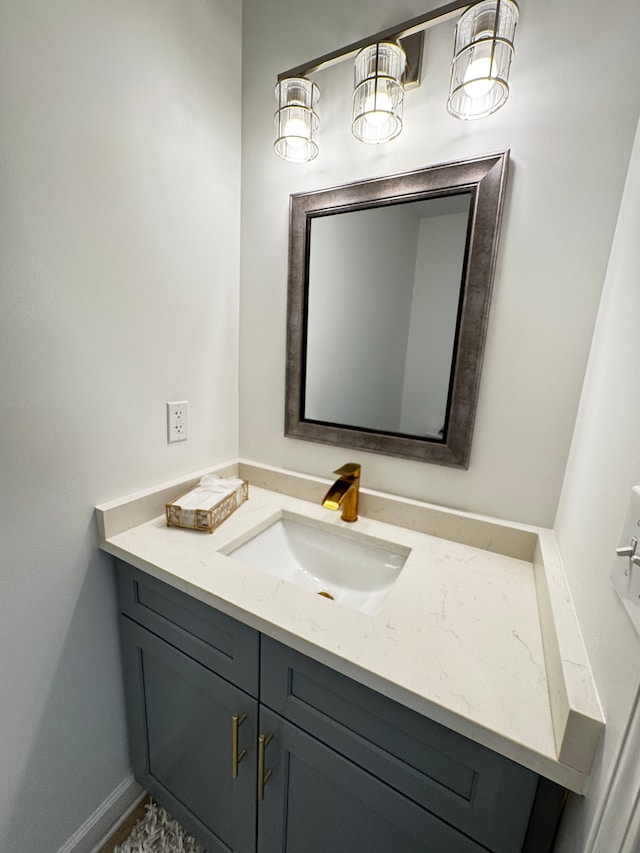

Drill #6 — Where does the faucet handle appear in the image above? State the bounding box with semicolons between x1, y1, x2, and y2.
333;462;361;479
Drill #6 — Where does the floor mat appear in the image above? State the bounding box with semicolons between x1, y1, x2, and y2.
114;800;206;853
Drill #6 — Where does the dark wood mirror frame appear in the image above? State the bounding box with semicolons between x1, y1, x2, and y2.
284;151;510;468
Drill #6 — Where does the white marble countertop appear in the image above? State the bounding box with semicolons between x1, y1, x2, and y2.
96;460;604;793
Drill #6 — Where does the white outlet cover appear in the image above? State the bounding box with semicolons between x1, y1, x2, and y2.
167;401;188;443
611;485;640;638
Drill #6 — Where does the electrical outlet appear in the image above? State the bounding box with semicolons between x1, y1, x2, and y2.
167;401;188;443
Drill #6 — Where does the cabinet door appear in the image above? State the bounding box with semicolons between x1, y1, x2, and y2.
120;617;258;853
256;707;486;853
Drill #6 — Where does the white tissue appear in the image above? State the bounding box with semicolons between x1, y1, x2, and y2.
173;475;245;510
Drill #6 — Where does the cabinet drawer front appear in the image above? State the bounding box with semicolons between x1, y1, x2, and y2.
260;636;538;853
117;560;259;696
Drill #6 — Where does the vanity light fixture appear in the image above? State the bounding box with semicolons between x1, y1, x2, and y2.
274;76;320;163
447;0;519;120
352;42;406;145
274;0;519;163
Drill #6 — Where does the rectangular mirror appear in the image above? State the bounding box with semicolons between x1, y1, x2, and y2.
285;152;510;468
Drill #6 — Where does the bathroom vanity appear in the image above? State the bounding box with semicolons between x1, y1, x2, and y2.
97;461;604;852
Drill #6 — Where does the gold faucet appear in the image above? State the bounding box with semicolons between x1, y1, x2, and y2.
322;463;361;523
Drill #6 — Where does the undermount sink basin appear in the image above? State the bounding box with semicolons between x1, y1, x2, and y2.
225;514;409;615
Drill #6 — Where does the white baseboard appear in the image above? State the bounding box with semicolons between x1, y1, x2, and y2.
56;775;145;853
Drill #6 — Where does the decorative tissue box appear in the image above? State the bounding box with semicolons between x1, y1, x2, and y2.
166;474;248;533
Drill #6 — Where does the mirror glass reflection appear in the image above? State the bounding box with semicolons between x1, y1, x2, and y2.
304;193;471;440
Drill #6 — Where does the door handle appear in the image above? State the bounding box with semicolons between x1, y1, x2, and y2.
257;732;274;800
231;713;247;779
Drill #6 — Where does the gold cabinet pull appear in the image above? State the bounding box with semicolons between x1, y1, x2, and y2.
231;713;248;779
257;732;274;801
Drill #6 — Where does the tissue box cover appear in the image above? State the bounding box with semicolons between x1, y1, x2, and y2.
166;476;248;533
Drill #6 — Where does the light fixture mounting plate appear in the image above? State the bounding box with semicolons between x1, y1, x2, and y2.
399;31;424;90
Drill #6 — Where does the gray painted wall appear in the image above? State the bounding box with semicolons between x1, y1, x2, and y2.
554;116;640;852
0;1;242;849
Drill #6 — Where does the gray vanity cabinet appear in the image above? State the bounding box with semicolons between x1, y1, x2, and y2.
116;560;566;853
258;637;559;853
117;558;261;853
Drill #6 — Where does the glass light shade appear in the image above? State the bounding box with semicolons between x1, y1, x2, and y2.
274;77;320;163
447;0;519;121
352;42;406;144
